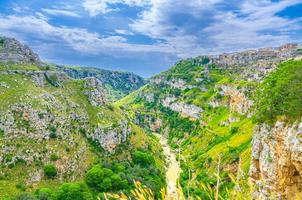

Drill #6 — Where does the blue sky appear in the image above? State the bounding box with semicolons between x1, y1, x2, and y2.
0;0;301;77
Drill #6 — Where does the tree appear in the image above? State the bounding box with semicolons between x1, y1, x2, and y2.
85;165;104;189
100;178;112;191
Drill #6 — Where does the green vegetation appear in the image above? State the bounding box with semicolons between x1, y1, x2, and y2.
132;150;155;167
43;165;57;178
254;60;302;124
85;164;127;192
117;58;256;199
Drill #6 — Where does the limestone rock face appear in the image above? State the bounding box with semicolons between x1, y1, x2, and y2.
88;121;131;153
221;85;252;115
84;77;108;106
249;121;302;199
161;96;202;119
0;37;40;64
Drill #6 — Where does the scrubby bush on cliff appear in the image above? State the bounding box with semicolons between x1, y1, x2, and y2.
43;164;57;178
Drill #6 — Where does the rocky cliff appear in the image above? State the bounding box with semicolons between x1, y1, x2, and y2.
0;36;40;64
250;121;302;199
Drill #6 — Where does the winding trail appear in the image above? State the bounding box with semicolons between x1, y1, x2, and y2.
154;133;182;199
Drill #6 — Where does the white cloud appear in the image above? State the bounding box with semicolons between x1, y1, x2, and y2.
82;0;150;16
130;0;302;57
42;8;81;18
115;29;134;35
0;15;173;55
2;0;302;62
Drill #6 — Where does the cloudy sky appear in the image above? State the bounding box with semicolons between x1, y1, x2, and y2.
0;0;301;77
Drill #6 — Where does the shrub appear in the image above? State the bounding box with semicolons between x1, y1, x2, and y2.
230;127;239;134
56;183;93;200
85;164;129;192
43;164;57;178
0;128;4;137
50;154;59;161
16;182;26;191
99;178;112;191
14;193;37;200
35;188;54;200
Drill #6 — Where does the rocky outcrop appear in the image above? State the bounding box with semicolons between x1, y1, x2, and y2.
0;37;40;64
88;121;131;153
249;121;302;199
84;77;107;106
220;85;252;115
161;96;203;119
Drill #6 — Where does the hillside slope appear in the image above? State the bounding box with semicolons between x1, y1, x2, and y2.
117;44;302;199
0;36;145;101
0;38;164;199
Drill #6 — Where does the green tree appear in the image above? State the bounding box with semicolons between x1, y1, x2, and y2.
85;165;104;189
99;178;112;191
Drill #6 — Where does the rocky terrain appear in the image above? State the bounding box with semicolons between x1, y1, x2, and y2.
250;121;302;199
0;36;40;64
1;36;302;200
0;37;165;199
117;44;302;199
0;36;145;101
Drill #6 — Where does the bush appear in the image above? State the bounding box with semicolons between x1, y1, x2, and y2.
230;126;239;134
14;193;37;200
50;154;59;161
35;188;54;200
16;182;26;191
43;164;57;178
57;183;92;200
99;178;112;191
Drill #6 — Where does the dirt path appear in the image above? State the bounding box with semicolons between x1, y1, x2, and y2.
154;133;182;199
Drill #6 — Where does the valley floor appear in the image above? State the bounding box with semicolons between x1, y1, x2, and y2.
154;133;182;199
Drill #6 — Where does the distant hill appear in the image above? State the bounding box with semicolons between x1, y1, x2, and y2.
0;36;145;101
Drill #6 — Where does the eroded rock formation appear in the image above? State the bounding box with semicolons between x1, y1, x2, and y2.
249;121;302;199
